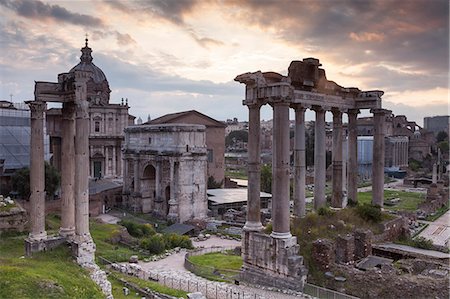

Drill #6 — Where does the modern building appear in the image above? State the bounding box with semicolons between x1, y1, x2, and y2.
424;115;449;136
146;110;226;186
45;41;135;179
0;101;50;194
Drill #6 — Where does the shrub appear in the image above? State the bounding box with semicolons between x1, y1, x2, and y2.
141;223;156;236
120;220;155;238
163;233;193;249
318;206;333;216
412;237;433;250
141;235;166;254
356;203;382;223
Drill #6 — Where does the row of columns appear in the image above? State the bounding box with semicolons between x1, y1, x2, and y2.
244;102;388;238
393;140;408;167
27;97;91;243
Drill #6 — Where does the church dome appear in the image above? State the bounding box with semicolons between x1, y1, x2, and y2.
69;38;108;84
68;38;111;105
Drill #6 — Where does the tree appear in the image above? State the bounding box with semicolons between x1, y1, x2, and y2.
11;162;60;199
436;131;448;143
225;130;248;147
261;164;272;193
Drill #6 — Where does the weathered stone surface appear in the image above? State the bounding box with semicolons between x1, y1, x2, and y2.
240;231;307;291
312;238;335;271
0;202;27;233
354;229;373;259
335;234;355;263
123;124;207;222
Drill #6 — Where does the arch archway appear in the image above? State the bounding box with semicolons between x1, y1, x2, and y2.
141;164;156;212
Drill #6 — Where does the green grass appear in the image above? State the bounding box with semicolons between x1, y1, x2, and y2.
426;205;449;221
187;251;242;282
0;236;104;299
225;170;248;180
0;202;17;212
357;190;425;211
90;220;145;263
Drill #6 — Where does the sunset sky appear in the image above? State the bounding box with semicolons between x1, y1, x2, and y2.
1;0;448;125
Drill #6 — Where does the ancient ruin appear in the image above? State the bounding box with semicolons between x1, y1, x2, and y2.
122;124;208;222
25;39;112;297
235;58;388;290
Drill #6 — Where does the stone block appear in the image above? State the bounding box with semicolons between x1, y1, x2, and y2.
354;229;373;259
240;231;307;291
312;238;334;270
335;234;355;263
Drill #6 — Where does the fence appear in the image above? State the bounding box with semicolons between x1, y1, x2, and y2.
100;246;360;299
304;283;359;299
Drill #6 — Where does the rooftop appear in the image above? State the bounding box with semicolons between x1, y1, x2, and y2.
207;188;271;205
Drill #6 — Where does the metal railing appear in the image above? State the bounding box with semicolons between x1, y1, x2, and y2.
304;283;359;299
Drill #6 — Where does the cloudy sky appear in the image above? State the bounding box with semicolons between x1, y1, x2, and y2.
0;0;448;125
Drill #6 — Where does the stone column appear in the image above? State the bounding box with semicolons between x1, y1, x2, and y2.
347;109;359;205
60;102;76;238
168;160;178;221
271;101;291;239
293;105;306;217
112;146;116;177
133;157;140;194
313;106;326;209
104;146;109;177
331;109;343;208
244;104;263;231
372;109;388;207
74;96;91;240
155;160;161;201
27;101;47;241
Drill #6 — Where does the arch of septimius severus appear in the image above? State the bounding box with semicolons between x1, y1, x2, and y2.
235;58;389;290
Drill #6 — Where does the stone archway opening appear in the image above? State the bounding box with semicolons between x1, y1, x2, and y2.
141;164;156;213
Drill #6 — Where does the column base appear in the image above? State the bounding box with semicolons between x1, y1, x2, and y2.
59;227;75;239
270;231;292;239
243;221;264;232
241;231;307;291
25;235;66;257
72;235;96;266
28;231;47;242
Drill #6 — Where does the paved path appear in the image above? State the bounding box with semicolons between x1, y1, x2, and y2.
418;210;450;248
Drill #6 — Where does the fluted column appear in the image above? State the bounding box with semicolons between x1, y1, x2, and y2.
244;104;263;231
168;160;178;220
27;101;47;241
313;106;326;209
347;109;359;205
112;146;116;177
74;91;91;240
133;157;140;194
372;109;389;207
155;160;161;201
60;102;76;238
271;101;291;239
293;104;306;217
331;109;343;208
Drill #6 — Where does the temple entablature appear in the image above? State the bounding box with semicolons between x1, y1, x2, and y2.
235;58;383;112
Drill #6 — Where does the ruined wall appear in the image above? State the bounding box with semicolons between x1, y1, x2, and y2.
0;205;27;232
374;216;409;243
177;158;207;222
241;231;307;291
